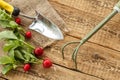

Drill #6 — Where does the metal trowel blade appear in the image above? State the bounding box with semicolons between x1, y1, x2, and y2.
29;14;64;40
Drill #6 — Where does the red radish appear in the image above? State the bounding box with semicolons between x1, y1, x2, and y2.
15;17;21;25
43;59;52;68
25;31;32;39
24;64;31;71
34;47;44;56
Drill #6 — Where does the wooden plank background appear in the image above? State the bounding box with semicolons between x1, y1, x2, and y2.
0;0;120;80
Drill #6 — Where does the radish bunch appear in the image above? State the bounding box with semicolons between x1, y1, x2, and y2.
15;17;52;71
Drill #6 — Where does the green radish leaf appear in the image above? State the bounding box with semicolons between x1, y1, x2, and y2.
0;56;14;65
0;9;18;29
21;49;36;59
3;40;20;52
0;20;18;29
0;19;10;28
27;53;36;59
14;31;25;41
0;9;12;20
20;49;37;63
3;43;14;52
9;21;18;29
19;34;25;41
0;31;17;40
14;50;25;60
2;64;13;74
6;40;21;60
30;58;36;63
26;47;33;53
8;49;15;60
3;40;15;52
24;54;31;62
17;27;25;33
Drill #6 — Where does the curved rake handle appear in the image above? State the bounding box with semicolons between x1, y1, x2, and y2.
61;1;120;69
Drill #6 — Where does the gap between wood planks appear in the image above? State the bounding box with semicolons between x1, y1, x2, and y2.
0;64;104;80
0;65;103;80
0;70;46;80
49;0;119;23
49;0;120;53
0;76;8;80
47;1;120;79
51;1;120;52
53;63;104;80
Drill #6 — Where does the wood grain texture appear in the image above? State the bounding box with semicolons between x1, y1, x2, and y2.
0;65;101;80
45;35;120;80
47;0;120;80
0;0;120;80
8;0;68;48
32;64;101;80
49;0;120;51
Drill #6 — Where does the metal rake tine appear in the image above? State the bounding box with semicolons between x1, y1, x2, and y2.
72;43;82;69
61;0;120;69
71;3;120;68
72;47;78;60
72;48;78;69
61;41;79;59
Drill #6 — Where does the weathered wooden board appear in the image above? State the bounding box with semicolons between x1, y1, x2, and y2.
49;0;120;52
0;0;120;80
45;35;120;80
0;65;102;80
47;0;120;80
0;0;99;80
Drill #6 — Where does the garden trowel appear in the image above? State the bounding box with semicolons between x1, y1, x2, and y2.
0;0;64;40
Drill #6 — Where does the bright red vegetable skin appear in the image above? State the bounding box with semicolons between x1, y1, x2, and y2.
24;64;31;71
34;47;44;56
25;31;32;39
43;59;52;68
15;17;21;25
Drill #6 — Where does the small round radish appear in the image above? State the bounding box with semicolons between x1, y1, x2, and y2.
34;47;44;56
43;59;52;68
25;31;32;39
24;64;31;71
15;17;21;25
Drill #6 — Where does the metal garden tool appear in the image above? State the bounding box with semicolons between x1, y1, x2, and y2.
62;1;120;69
0;0;64;40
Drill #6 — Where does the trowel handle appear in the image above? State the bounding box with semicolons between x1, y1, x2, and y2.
0;0;20;16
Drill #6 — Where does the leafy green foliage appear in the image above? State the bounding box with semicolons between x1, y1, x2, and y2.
0;9;12;20
0;9;42;74
14;50;25;60
0;20;10;28
0;9;13;28
9;21;18;29
2;64;13;74
19;34;25;41
3;40;20;52
0;56;14;64
0;31;18;40
8;48;15;60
